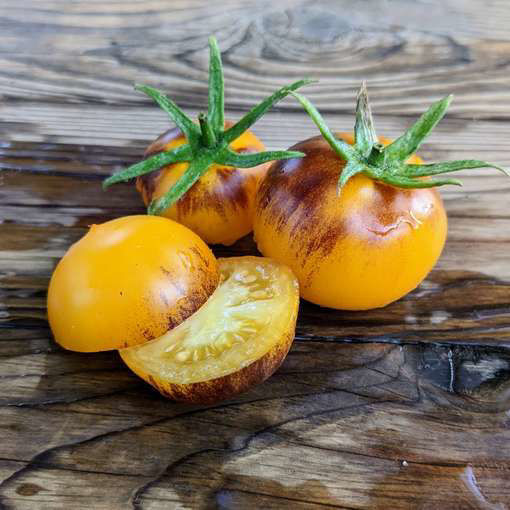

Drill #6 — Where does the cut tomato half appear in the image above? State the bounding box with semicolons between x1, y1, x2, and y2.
120;256;299;403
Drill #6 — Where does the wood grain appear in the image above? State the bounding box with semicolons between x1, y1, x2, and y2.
1;0;510;118
1;0;510;508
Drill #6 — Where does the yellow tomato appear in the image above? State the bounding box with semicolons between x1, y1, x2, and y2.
253;133;447;310
137;122;268;246
47;215;219;352
120;257;299;403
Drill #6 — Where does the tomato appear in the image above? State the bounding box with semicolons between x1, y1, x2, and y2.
47;215;219;352
253;133;447;310
136;123;268;246
120;256;299;403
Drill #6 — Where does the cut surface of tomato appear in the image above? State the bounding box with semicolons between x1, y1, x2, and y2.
120;256;299;402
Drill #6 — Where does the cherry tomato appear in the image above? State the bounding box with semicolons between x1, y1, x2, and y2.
120;256;299;403
137;123;268;246
47;215;219;352
253;133;447;310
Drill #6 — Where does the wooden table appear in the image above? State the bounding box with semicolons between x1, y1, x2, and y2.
1;1;510;508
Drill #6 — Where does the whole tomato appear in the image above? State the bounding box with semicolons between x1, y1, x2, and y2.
254;133;446;310
254;86;506;310
104;37;311;245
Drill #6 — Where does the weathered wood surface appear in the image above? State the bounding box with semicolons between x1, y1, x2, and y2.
1;1;510;508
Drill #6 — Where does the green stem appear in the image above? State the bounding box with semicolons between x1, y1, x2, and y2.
294;83;508;192
354;82;377;156
102;145;192;189
207;36;225;132
289;91;358;163
221;148;305;167
103;38;312;213
367;143;385;167
199;113;216;148
148;155;212;215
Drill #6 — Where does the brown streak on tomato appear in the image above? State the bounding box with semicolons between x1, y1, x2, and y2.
216;167;251;211
175;174;225;219
145;127;184;157
138;127;186;202
257;136;348;265
156;251;219;332
166;276;216;331
160;266;172;277
190;245;209;268
148;374;166;396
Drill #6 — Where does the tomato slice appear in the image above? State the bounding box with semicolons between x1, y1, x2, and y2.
120;257;299;403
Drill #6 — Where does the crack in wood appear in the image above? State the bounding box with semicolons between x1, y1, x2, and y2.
130;397;400;509
215;487;359;509
1;387;385;503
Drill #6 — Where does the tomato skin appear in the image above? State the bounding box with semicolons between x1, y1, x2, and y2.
137;123;269;246
47;215;219;352
253;134;448;310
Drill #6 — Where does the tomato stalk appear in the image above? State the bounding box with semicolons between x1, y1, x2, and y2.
198;113;217;149
103;36;313;215
291;83;508;193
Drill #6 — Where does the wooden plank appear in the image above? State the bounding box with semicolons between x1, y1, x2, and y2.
1;343;509;508
1;0;510;117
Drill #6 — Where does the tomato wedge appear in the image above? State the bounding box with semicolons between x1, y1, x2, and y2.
120;257;299;403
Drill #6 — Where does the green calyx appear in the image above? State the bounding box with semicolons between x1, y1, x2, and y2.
103;36;313;215
291;83;509;193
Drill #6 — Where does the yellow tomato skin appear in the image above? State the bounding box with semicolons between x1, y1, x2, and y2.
137;123;268;246
47;215;219;352
253;134;448;310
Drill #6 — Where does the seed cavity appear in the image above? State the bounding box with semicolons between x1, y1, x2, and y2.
164;264;279;367
232;333;244;343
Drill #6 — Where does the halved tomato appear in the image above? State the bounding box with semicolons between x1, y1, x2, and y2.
120;257;299;403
